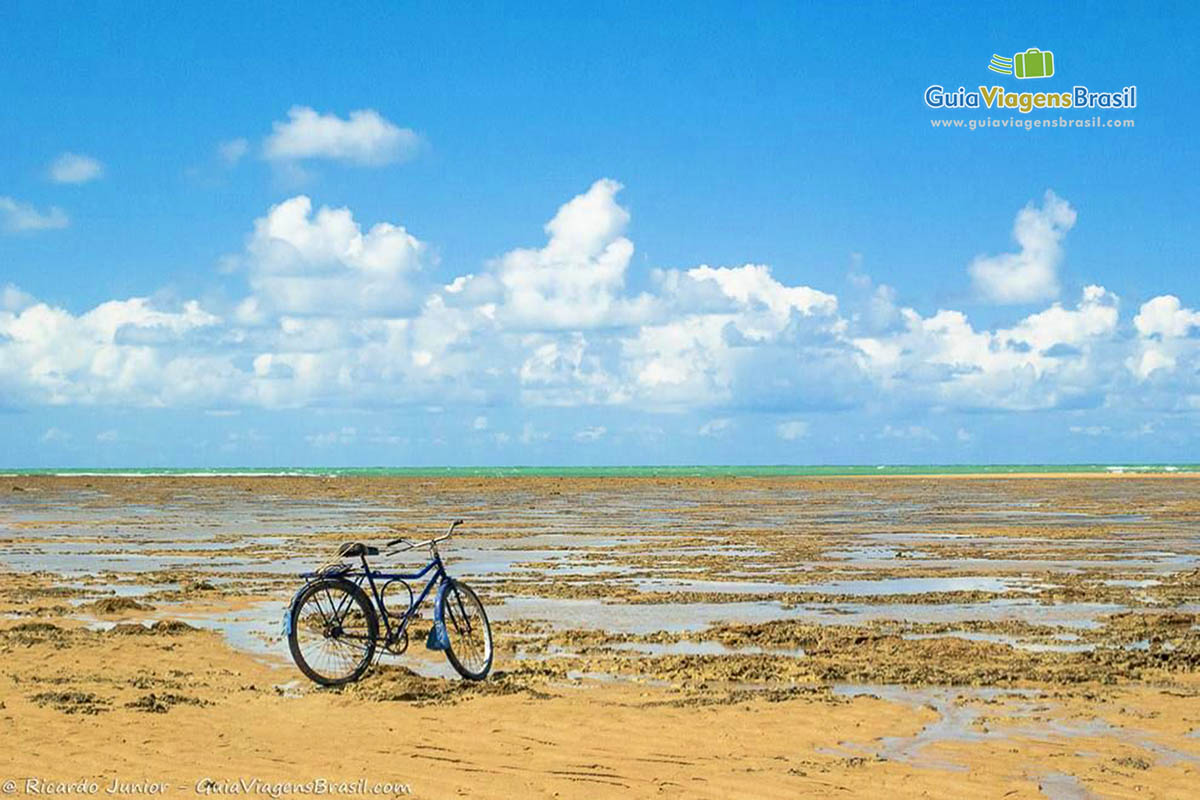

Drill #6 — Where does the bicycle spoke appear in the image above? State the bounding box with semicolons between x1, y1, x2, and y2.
441;583;491;677
452;589;472;635
291;581;375;684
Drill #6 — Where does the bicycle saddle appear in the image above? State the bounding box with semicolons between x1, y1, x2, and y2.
337;542;379;558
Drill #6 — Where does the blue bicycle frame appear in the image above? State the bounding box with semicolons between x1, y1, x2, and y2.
295;548;457;651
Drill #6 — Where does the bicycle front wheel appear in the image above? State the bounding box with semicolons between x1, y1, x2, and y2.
440;580;493;680
288;577;378;686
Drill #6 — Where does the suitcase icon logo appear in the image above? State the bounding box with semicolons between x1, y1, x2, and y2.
988;48;1055;79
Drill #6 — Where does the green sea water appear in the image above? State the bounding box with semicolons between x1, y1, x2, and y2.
4;464;1198;477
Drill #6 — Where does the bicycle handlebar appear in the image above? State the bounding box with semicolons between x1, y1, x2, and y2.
386;518;463;551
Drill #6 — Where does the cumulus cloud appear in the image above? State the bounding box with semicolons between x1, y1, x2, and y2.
0;179;862;415
846;269;902;334
0;298;222;405
624;263;843;408
969;190;1076;304
1128;295;1200;381
514;333;624;407
0;180;1197;429
263;106;420;166
490;178;651;329
240;195;428;317
1134;295;1200;339
853;286;1121;411
48;152;104;184
0;197;68;233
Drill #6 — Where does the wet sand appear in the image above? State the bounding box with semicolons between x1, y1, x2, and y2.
2;474;1200;798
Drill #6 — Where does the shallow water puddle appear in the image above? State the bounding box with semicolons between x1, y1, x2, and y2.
633;575;1048;596
493;596;791;633
829;685;1036;770
902;631;1096;653
824;546;933;561
806;576;1046;596
1;549;238;574
606;640;804;657
830;684;1200;777
788;599;1125;629
1038;772;1093;800
492;595;1130;633
563;670;671;687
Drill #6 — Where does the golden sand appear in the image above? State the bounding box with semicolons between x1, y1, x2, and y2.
2;475;1199;797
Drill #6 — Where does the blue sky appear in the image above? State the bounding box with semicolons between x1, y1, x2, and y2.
2;1;1198;466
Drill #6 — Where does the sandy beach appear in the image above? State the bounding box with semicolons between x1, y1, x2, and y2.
3;474;1199;798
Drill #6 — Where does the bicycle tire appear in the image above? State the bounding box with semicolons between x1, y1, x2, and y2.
440;580;493;681
287;577;378;686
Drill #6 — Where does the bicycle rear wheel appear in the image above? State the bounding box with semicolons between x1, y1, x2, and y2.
288;577;378;686
440;580;493;680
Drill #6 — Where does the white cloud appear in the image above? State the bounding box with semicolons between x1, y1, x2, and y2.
698;418;733;437
0;197;68;232
776;420;809;440
1129;347;1175;380
880;424;937;441
0;297;222;405
624;263;843;408
956;427;972;443
40;427;70;443
848;273;902;334
517;333;625;406
686;264;837;322
574;425;607;442
218;138;249;166
2;284;36;312
490;178;650;329
1128;295;1200;381
853;286;1121;411
0;178;1197;430
1069;425;1109;436
241;195;428;317
96;429;118;443
969;190;1076;304
306;426;357;446
1004;285;1119;351
263;106;420;166
48;152;103;184
518;422;549;444
1134;295;1200;339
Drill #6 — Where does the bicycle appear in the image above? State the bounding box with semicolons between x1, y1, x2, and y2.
284;519;493;685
